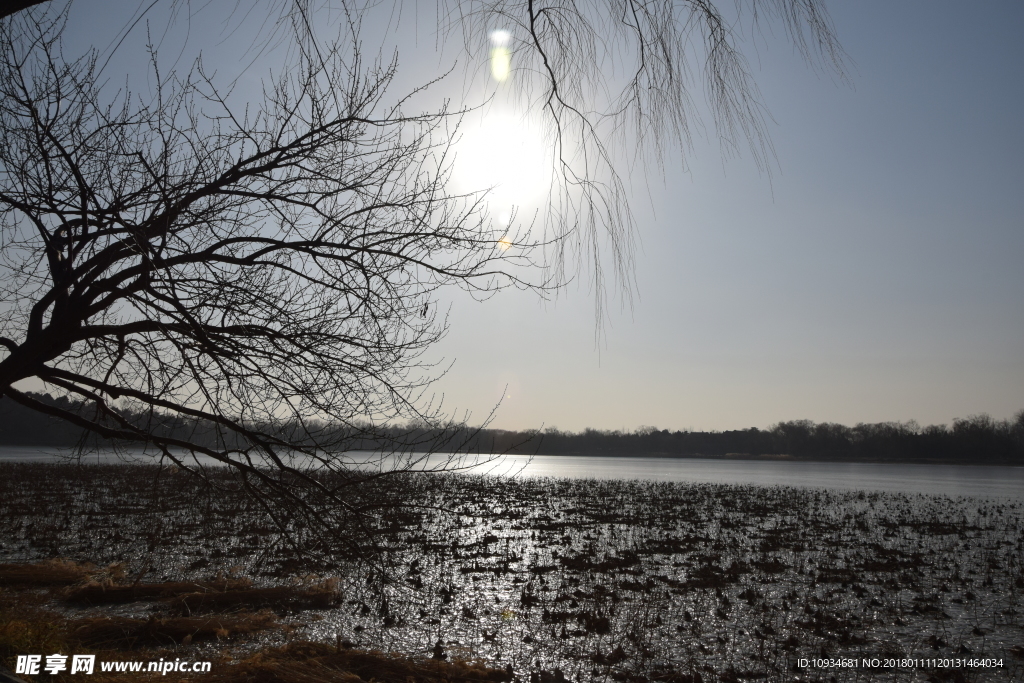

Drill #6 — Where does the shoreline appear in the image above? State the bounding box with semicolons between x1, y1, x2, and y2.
1;444;1021;468
487;451;1024;467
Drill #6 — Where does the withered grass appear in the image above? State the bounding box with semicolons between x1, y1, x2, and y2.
3;574;508;683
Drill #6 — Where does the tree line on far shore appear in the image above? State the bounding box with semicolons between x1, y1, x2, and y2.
2;393;1022;466
493;414;1024;465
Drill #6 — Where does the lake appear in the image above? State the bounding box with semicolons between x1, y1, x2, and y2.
496;454;1024;498
3;445;1022;499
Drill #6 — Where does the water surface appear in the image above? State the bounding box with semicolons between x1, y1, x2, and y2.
2;446;1021;498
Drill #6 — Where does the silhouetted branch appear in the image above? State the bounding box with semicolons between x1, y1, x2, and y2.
0;8;544;549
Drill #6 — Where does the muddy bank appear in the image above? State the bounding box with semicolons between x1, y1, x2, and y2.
1;463;1022;682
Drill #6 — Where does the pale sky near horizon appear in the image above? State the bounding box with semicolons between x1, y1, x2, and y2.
39;1;1024;432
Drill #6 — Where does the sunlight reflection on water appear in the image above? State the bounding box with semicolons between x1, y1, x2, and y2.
2;446;1021;498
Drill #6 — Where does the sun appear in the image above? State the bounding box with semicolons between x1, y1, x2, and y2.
453;112;549;210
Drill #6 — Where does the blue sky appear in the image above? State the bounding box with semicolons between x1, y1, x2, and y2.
55;0;1024;431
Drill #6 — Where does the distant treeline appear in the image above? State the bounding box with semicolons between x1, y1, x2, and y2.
2;393;1022;465
481;415;1024;465
0;393;234;449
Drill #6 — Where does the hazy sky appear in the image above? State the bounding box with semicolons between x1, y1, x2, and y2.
425;0;1024;432
52;1;1024;432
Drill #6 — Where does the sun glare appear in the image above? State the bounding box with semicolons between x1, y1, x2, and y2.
454;113;548;209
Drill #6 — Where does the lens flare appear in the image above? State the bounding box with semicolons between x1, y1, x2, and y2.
490;30;511;82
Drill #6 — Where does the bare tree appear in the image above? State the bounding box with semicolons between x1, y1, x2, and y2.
2;1;846;320
0;1;845;543
0;7;544;541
